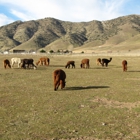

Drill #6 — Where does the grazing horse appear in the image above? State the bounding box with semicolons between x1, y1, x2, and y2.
3;59;11;69
65;61;75;68
11;57;22;68
53;69;66;91
102;57;112;67
80;59;90;68
36;57;50;66
122;60;127;72
21;59;37;69
96;58;102;65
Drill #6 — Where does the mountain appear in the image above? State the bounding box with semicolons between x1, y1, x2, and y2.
0;14;140;53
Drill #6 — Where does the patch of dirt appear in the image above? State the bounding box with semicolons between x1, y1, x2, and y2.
91;98;140;110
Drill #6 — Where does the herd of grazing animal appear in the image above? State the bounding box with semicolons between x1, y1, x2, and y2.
4;57;49;69
3;56;128;91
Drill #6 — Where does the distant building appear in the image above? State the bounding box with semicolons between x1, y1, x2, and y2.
13;50;26;53
3;51;9;54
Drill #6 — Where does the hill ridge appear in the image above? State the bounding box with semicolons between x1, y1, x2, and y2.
0;14;140;52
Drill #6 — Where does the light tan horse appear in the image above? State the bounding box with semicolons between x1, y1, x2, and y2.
96;58;102;65
80;58;90;68
36;57;50;66
11;57;22;68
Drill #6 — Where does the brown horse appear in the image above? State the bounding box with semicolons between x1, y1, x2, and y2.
80;59;90;68
122;60;127;72
65;61;75;68
3;59;11;69
96;58;102;65
53;69;66;91
36;57;50;66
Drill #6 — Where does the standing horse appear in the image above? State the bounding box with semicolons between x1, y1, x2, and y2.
101;57;112;67
65;61;75;68
122;60;127;72
96;58;102;65
36;57;50;66
3;59;11;69
21;59;37;69
11;57;22;68
53;69;66;91
80;59;90;68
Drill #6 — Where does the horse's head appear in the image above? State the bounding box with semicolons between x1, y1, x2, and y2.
61;81;66;89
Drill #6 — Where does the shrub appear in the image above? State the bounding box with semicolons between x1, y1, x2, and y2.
49;50;54;53
40;49;46;53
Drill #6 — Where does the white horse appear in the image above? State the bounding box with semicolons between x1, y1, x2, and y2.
11;58;22;68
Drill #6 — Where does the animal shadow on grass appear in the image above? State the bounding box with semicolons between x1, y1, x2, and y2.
50;65;64;67
94;67;108;69
65;86;110;91
128;70;140;72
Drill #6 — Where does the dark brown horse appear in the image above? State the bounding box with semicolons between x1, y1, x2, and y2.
102;57;112;67
53;69;66;91
21;59;37;69
80;59;90;68
65;61;75;68
36;57;50;66
122;60;127;72
3;59;11;69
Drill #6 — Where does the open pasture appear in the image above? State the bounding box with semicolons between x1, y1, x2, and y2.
0;54;140;140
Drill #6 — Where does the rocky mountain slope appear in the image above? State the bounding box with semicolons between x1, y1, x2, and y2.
0;14;140;52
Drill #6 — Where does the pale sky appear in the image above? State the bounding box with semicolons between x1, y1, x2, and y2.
0;0;140;26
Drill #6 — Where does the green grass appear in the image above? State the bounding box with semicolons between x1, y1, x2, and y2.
0;54;140;140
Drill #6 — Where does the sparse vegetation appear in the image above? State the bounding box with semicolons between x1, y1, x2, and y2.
49;50;54;53
1;54;140;140
39;49;46;53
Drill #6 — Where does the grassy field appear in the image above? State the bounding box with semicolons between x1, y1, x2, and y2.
0;54;140;140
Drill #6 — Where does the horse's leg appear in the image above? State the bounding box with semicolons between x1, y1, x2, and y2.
41;61;43;66
125;64;127;71
44;61;47;66
60;80;64;89
18;63;20;68
11;62;14;68
56;81;60;90
123;64;125;71
54;80;59;91
54;75;60;90
33;64;37;69
4;63;6;69
8;63;11;68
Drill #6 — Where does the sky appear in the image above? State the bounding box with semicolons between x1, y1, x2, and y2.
0;0;140;26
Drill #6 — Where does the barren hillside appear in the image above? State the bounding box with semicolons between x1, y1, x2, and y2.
0;14;140;53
